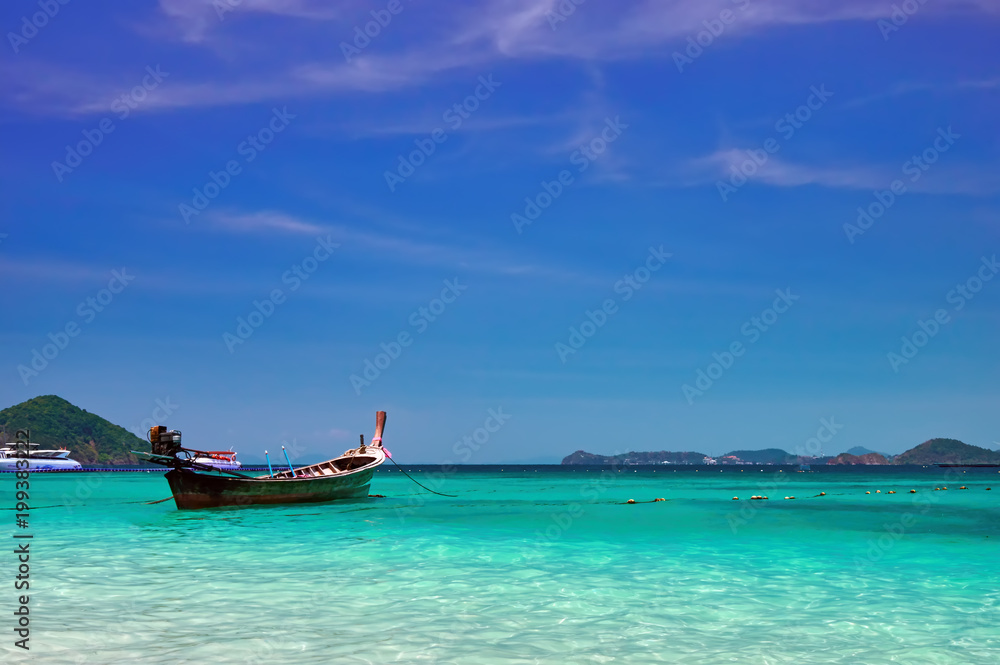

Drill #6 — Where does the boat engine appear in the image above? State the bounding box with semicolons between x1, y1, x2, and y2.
149;426;183;457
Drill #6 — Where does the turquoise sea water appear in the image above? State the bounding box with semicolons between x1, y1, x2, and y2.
3;466;999;664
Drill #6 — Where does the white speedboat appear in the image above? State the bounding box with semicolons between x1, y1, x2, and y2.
0;443;83;471
191;449;242;471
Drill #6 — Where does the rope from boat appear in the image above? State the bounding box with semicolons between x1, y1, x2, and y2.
385;454;457;497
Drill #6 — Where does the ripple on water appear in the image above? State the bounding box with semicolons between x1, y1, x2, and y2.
7;470;999;663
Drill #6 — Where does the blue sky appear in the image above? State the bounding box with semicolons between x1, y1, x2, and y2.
1;0;998;463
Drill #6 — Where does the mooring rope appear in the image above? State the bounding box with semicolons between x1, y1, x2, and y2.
384;453;457;497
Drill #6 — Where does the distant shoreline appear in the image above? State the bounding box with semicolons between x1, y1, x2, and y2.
5;463;999;473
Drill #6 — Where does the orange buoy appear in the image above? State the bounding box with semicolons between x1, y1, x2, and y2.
785;496;795;500
888;491;896;494
626;499;635;504
876;490;881;493
866;491;871;494
819;492;826;496
910;489;916;493
987;487;992;491
654;498;665;502
732;496;739;500
942;487;948;490
960;486;968;490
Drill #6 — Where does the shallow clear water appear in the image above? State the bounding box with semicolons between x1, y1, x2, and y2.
4;466;999;664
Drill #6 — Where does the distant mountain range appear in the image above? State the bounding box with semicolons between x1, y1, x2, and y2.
562;438;1000;466
3;396;998;468
0;395;150;465
562;450;708;465
724;448;798;464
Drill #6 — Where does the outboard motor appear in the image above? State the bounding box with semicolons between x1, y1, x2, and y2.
149;426;183;457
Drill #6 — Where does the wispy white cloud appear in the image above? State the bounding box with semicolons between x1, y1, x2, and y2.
6;0;998;118
839;78;1000;111
686;148;1000;195
316;111;571;141
208;210;327;235
4;51;477;117
203;209;596;282
158;0;347;43
0;258;116;283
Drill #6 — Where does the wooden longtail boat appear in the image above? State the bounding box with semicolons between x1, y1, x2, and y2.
136;411;387;510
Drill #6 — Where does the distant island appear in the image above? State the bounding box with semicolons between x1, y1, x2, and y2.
3;395;998;468
894;438;1000;465
561;450;707;465
0;395;150;465
562;438;1000;466
827;452;889;465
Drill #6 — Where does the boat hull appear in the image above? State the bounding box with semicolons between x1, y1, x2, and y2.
165;467;376;509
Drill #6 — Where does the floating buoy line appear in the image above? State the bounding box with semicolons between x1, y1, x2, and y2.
613;484;997;504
